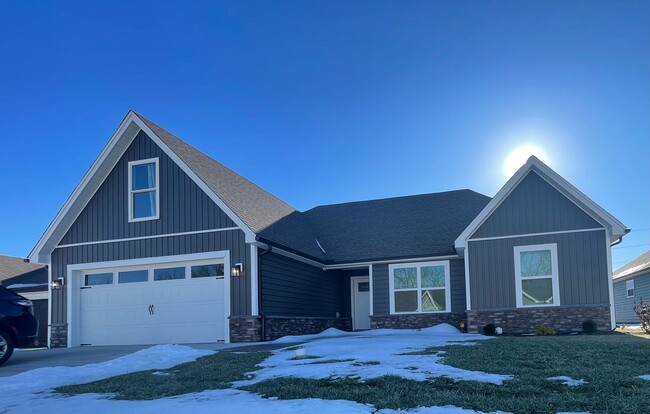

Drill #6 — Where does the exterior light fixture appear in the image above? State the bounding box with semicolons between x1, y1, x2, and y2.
231;263;243;277
50;277;65;290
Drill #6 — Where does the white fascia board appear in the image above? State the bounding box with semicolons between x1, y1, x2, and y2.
28;112;140;264
454;156;628;251
28;111;258;264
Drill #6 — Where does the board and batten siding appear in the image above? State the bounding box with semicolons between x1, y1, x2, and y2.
260;252;344;317
472;171;603;239
51;229;251;325
59;130;236;245
468;230;609;310
371;258;467;316
613;272;650;324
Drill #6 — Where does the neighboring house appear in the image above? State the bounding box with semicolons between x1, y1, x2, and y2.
613;250;650;325
27;111;629;348
0;255;48;346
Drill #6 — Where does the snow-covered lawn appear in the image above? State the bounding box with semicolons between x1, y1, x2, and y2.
0;325;513;413
237;324;510;386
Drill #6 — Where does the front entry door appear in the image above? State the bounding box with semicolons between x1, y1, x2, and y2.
352;277;370;330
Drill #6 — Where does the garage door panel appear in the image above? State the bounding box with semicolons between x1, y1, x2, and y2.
79;261;226;346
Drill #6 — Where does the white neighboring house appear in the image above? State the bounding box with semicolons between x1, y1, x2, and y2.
613;250;650;325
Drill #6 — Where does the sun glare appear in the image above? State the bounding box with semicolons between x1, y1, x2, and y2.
503;145;550;179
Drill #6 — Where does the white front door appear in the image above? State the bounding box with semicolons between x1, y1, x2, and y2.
352;277;370;330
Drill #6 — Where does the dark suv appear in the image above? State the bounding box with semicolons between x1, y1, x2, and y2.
0;286;38;365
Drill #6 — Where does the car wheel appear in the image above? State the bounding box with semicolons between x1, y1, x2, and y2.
0;330;15;366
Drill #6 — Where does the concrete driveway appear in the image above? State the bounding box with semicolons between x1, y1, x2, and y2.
0;342;249;378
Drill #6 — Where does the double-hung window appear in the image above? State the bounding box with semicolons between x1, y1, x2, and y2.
626;280;635;298
514;243;560;307
128;158;159;222
389;261;451;314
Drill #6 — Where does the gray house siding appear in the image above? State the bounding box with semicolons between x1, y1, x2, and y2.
613;271;650;324
50;129;254;335
472;171;602;239
371;258;466;316
60;130;236;245
260;252;344;317
51;229;252;326
468;230;609;310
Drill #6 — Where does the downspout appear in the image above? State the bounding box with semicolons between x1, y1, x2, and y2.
258;245;272;342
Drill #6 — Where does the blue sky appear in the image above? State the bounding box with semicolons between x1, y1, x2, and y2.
0;1;648;269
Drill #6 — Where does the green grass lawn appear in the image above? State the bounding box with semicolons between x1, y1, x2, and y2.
57;333;650;414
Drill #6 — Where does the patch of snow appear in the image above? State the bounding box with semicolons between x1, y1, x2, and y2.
547;376;587;386
380;406;509;414
238;324;511;386
6;283;48;289
639;375;650;381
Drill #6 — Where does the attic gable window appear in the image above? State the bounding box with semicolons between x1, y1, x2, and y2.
128;158;159;222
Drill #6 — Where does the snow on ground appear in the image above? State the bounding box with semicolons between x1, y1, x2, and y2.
236;324;511;386
547;376;587;386
0;325;593;413
639;375;650;381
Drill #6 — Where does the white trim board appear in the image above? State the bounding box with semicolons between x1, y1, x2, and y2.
467;227;605;243
56;227;240;249
454;156;627;253
66;251;231;347
28;111;256;264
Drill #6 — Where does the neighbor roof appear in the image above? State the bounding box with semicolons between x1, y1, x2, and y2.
0;255;48;292
614;250;650;280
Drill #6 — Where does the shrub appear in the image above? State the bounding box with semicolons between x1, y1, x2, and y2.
633;297;650;335
534;324;556;336
483;323;496;335
581;319;598;334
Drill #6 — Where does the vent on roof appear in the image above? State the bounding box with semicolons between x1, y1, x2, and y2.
315;239;326;254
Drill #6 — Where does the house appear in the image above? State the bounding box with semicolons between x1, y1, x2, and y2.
27;111;629;348
0;255;48;346
613;250;650;325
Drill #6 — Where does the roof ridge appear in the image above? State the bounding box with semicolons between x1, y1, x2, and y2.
306;189;490;211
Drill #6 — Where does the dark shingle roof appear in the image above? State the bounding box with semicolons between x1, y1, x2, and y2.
0;255;48;292
614;250;650;280
137;114;300;234
137;114;490;264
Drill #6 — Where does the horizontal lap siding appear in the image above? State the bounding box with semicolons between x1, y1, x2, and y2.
60;130;235;245
261;253;343;317
51;230;251;325
372;259;465;315
613;272;650;324
472;171;602;239
469;230;609;310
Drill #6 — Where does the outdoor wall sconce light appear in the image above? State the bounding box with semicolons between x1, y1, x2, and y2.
50;277;65;290
231;263;244;277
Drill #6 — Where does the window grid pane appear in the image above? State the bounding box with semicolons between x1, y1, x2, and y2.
118;270;148;284
520;250;552;277
394;291;418;312
421;266;445;288
85;273;113;286
521;278;554;305
154;267;186;281
191;264;225;278
393;267;417;289
422;289;446;312
133;191;157;219
132;163;156;190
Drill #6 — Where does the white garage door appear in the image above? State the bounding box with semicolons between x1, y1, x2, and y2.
78;259;226;346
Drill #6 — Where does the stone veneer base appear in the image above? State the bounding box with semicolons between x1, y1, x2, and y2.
466;305;612;334
229;315;353;342
50;323;68;348
370;313;467;331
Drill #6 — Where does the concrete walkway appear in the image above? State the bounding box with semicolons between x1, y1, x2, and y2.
0;342;251;378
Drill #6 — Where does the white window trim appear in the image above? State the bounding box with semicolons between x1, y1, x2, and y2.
626;279;635;298
388;260;451;314
127;157;160;222
513;243;560;308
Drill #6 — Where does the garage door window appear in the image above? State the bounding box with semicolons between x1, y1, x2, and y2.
118;270;149;284
191;264;225;278
85;273;113;286
154;266;185;281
